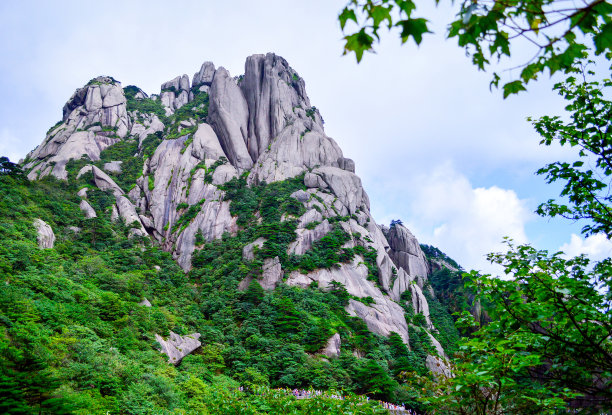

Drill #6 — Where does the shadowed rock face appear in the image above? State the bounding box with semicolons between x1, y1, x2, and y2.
23;54;448;370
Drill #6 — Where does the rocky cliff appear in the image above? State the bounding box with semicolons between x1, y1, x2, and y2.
23;53;448;371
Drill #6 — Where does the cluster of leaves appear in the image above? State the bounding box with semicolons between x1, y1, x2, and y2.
412;67;612;414
339;0;612;96
534;67;612;236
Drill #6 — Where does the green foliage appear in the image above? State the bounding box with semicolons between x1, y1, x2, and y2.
164;91;210;140
172;198;206;233
124;85;167;122
534;68;612;237
420;243;462;270
339;0;612;95
0;163;432;413
424;68;612;413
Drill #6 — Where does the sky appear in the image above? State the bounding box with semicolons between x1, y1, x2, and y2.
1;0;611;274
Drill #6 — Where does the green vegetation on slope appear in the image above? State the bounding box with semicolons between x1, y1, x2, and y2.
0;165;437;414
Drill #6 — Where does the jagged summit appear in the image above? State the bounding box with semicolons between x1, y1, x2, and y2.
22;53;449;373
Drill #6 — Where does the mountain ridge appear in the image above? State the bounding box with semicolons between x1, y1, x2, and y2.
22;52;453;375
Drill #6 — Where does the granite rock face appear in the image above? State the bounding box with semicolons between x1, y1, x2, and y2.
386;223;429;287
155;332;201;365
160;74;191;115
25;77;128;180
320;333;341;358
33;219;55;249
24;54;450;369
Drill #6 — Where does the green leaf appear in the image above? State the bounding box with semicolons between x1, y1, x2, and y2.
503;80;527;98
343;28;375;62
339;7;358;31
396;18;430;45
594;22;612;55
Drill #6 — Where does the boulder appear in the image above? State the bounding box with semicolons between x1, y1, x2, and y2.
242;237;266;261
79;200;97;218
33;219;55;249
320;333;341;358
139;298;152;307
77;187;89;198
193;61;216;87
387;223;429;280
290;189;309;203
260;256;282;290
103;161;123;173
155;332;201;365
92;166;124;196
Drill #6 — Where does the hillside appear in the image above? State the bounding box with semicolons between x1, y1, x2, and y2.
1;53;462;414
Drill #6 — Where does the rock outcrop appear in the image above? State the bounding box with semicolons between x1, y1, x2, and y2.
160;74;191;115
155;332;201;365
33;219;55;249
320;333;341;358
24;77;128;180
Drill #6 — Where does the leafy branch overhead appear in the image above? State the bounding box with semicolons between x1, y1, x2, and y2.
339;0;612;96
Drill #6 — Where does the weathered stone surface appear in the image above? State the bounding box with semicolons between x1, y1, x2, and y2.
130;114;164;146
207;67;252;170
240;53;318;162
297;208;323;228
290;189;309;203
77;187;89;198
79;200;97;218
191;123;227;161
260;257;283;291
426;355;452;378
211;164;238;185
160;75;191;114
110;205;119;222
92;166;124;196
193;61;215;87
247;127;345;184
155;332;201;365
115;196;146;235
309;167;367;215
139;298;152;307
33;219;55;249
320;333;341;358
243;237;266;261
238;275;254;291
387;223;429;281
288;220;332;255
286;257;410;343
77;165;93;179
25;77;129;180
103;161;123;173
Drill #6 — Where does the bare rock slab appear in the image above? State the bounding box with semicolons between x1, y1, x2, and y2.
33;219;55;249
155;331;201;365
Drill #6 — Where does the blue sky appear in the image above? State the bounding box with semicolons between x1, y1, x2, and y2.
1;0;610;273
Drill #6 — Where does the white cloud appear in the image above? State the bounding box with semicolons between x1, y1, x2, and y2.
371;163;533;275
559;233;612;262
